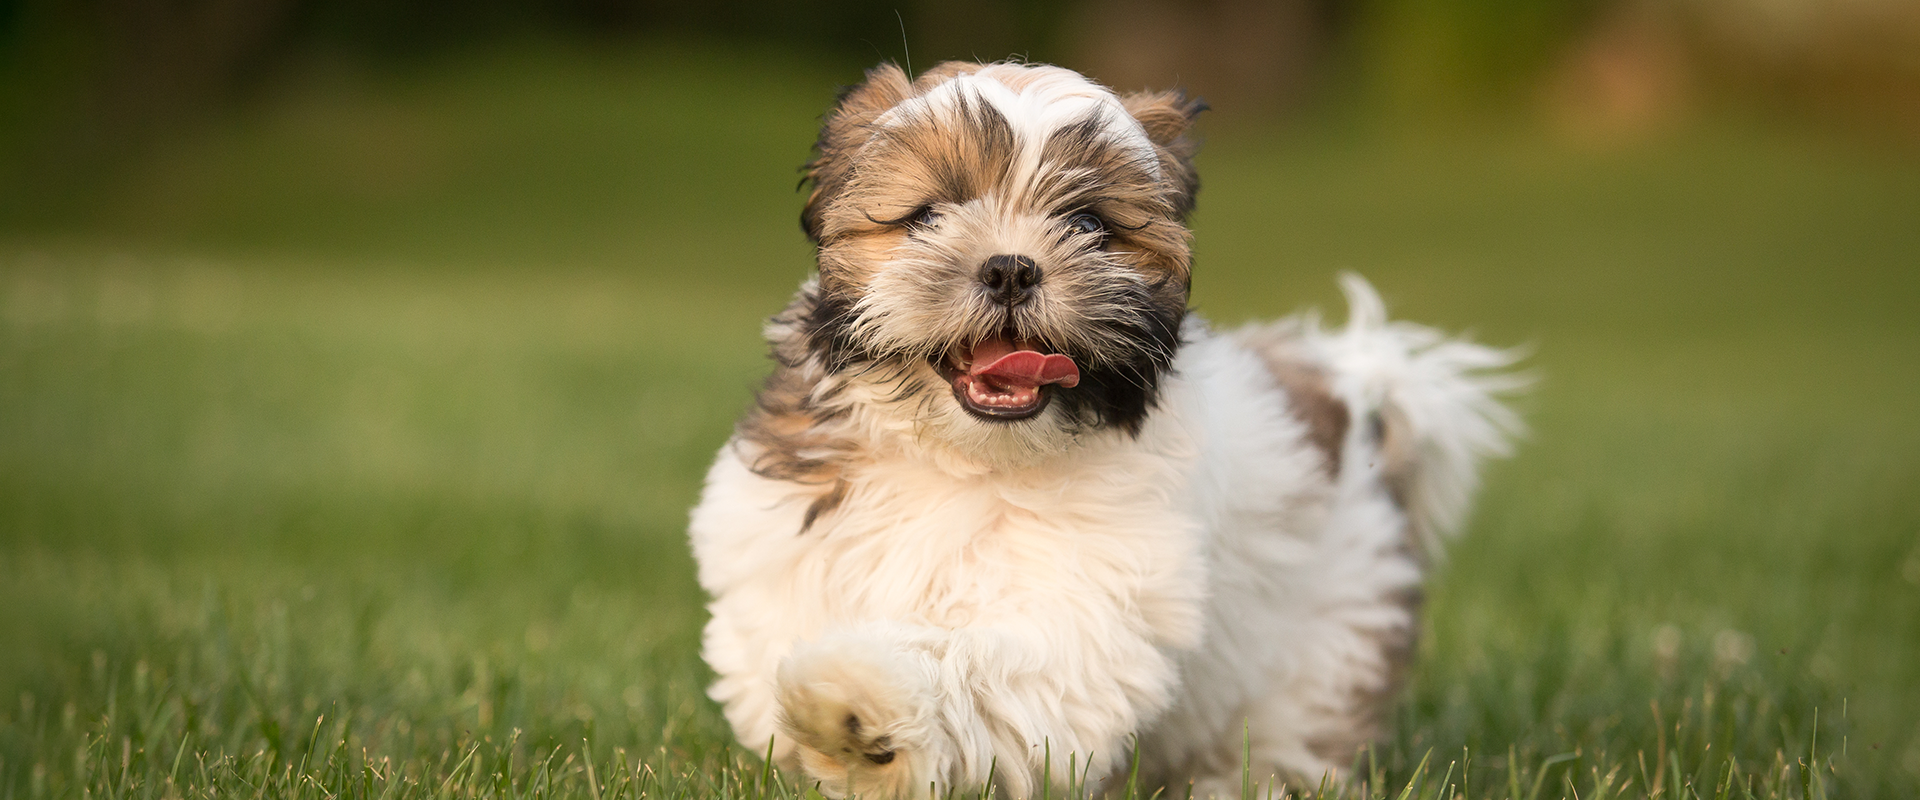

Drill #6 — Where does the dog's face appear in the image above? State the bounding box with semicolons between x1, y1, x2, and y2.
789;62;1203;458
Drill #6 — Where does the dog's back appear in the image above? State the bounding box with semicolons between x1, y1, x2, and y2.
1244;273;1524;555
1135;274;1522;793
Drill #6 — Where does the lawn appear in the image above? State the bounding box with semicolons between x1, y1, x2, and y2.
1;42;1917;799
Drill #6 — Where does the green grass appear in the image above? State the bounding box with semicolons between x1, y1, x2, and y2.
2;41;1918;799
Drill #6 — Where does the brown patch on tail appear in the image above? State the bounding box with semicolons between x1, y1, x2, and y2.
1256;352;1350;480
1370;404;1425;548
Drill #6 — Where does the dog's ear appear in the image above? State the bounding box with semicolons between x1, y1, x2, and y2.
1120;90;1207;218
801;63;915;243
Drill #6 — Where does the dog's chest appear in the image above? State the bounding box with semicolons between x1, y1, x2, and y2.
789;446;1200;633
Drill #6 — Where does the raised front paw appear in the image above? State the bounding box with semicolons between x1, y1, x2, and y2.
775;636;938;798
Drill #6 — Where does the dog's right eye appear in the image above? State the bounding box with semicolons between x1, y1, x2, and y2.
1064;212;1109;247
1066;213;1105;237
868;205;942;231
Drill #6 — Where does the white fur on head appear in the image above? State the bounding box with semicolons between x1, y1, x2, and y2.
877;64;1163;180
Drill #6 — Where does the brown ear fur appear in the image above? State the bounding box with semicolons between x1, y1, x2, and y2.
800;63;915;242
1120;90;1207;218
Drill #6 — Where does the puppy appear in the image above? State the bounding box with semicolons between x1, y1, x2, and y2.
688;61;1519;799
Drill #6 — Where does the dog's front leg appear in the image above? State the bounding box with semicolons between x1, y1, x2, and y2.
775;620;1172;800
775;626;947;800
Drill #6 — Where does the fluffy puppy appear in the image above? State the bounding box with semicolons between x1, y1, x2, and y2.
689;61;1520;799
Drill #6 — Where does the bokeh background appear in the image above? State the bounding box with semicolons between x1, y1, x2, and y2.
1;0;1917;797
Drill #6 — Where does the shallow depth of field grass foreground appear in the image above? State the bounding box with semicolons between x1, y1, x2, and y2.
2;43;1918;800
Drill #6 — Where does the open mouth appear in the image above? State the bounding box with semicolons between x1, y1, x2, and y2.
934;335;1081;421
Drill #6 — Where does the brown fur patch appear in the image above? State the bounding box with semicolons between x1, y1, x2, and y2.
801;63;914;242
1257;353;1350;479
1371;405;1421;537
1304;587;1423;767
735;295;854;534
1118;89;1206;217
736;366;835;482
827;92;1019;246
1304;408;1428;766
815;227;910;293
1029;114;1195;282
735;367;852;534
801;478;851;534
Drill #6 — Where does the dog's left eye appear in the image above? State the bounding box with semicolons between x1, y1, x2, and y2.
907;205;941;228
1065;213;1106;242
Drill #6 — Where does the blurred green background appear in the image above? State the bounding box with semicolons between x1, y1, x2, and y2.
1;1;1917;798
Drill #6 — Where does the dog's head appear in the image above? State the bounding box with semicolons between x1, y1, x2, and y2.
781;61;1204;459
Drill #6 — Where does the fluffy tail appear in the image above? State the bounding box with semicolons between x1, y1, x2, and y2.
1307;274;1526;554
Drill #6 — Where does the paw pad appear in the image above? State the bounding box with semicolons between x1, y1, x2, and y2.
842;714;897;765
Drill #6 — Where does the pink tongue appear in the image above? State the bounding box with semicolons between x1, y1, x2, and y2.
972;349;1081;389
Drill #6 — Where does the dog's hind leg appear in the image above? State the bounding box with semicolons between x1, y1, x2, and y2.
1207;274;1523;794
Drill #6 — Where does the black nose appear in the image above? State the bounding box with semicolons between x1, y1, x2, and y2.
979;254;1041;306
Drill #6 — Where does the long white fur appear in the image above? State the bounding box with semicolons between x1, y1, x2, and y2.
691;65;1519;799
691;275;1518;798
